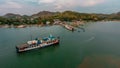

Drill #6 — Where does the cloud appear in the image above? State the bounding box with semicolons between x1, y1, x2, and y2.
15;0;106;9
53;0;106;9
79;0;105;7
22;0;37;2
0;1;22;9
32;0;107;10
38;0;55;4
54;0;76;9
0;0;118;15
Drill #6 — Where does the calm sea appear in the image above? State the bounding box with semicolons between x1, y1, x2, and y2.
0;21;120;68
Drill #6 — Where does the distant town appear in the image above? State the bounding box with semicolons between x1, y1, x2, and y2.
0;11;120;28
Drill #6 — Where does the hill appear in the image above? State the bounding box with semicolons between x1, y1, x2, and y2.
0;11;120;25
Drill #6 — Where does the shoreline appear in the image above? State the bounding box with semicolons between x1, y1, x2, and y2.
0;24;46;28
0;20;120;28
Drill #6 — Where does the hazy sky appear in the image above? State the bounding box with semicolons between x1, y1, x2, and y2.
0;0;120;15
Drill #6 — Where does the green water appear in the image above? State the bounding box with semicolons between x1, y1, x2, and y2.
0;21;120;68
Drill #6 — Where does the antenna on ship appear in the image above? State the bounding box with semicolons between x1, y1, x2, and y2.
49;34;52;37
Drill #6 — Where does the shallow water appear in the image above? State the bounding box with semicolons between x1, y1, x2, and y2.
0;21;120;68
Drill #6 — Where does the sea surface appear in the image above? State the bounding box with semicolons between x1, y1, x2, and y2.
0;21;120;68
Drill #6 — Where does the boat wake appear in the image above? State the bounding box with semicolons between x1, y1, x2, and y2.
84;36;95;42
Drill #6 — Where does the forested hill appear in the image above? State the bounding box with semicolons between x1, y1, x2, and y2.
0;11;120;25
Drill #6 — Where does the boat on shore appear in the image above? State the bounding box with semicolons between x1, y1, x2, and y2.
16;25;26;28
16;35;60;53
59;23;74;31
64;25;74;31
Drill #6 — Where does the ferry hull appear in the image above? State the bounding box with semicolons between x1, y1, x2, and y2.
16;40;59;53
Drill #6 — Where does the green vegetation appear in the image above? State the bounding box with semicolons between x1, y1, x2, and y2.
0;11;120;25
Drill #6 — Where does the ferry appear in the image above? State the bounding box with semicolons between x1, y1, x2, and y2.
16;35;60;53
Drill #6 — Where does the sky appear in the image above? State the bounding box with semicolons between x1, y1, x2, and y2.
0;0;120;15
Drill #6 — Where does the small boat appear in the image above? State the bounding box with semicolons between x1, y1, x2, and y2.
16;35;60;53
64;25;74;31
16;25;26;28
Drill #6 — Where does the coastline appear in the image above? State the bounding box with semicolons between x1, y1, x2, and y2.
0;24;44;28
0;20;120;28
